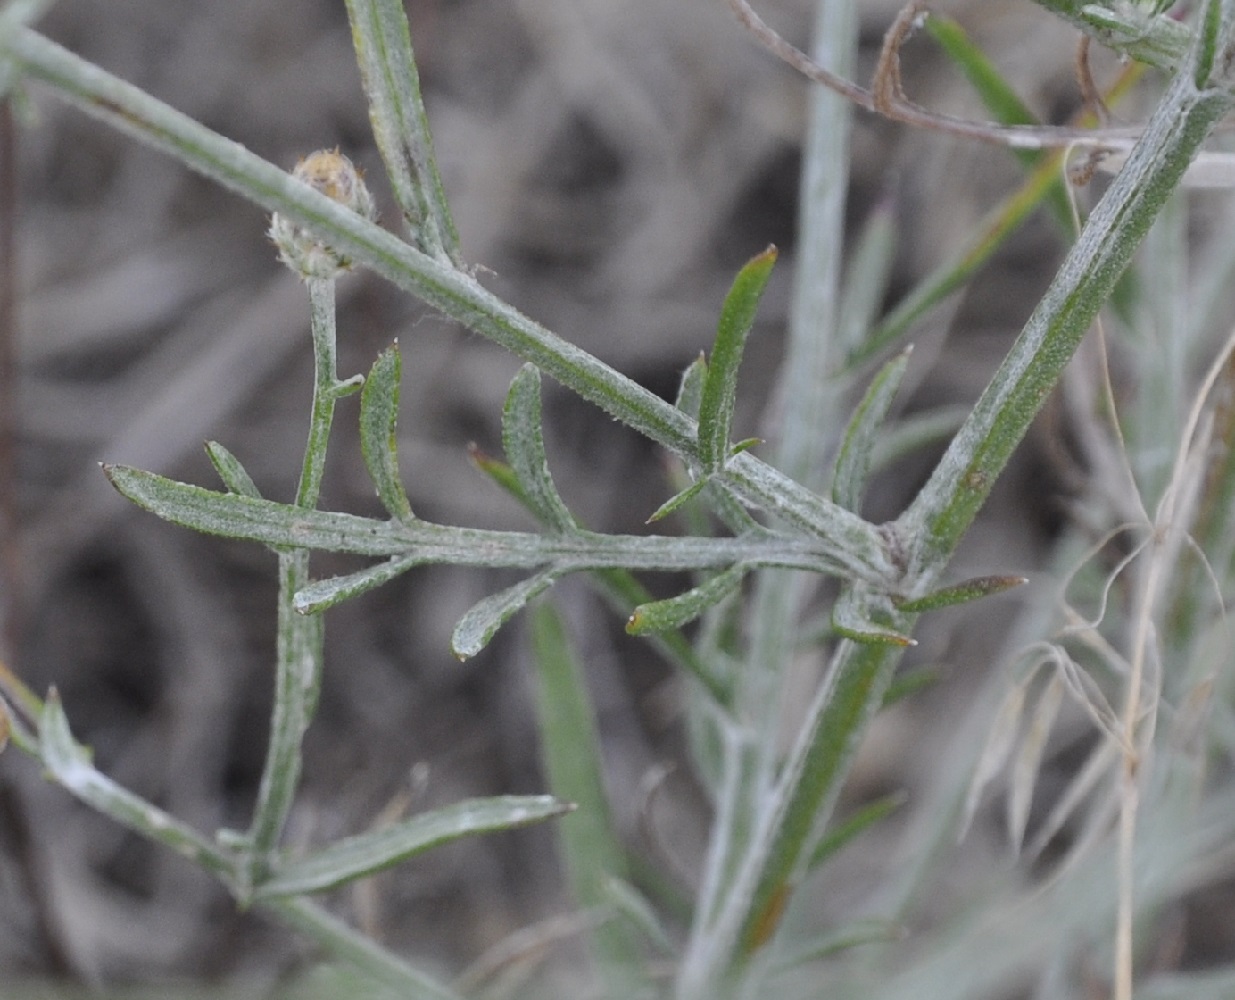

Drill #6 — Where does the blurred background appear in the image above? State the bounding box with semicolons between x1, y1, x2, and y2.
0;0;1183;995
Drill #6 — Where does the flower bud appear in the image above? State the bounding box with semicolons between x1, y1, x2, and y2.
269;149;377;280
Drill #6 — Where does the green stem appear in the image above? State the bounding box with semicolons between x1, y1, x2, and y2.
103;466;883;578
680;0;858;992
675;635;908;999
896;49;1234;586
0;26;897;587
245;280;348;876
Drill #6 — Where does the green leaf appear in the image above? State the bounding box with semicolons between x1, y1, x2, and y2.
626;565;746;636
205;441;262;499
467;444;533;507
342;0;462;263
502;365;575;532
105;464;403;554
675;352;708;419
466;439;726;698
529;603;642;980
359;344;415;522
590;569;728;704
294;554;423;614
698;246;777;473
255;795;572;898
852;142;1079;367
645;478;709;525
924;13;1073;227
926;13;1038;126
836;198;897;362
894;574;1028;613
778;918;904;967
808;790;907;870
831;348;911;512
882;664;940;707
451;570;558;660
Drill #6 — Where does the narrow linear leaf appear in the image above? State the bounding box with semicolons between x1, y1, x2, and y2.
466;442;726;699
529;603;642;978
698;246;777;472
451;570;558;661
924;14;1035;127
778;918;904;967
837;198;898;362
627;565;746;636
343;0;461;263
881;665;940;707
675;353;708;418
205;441;262;499
360;343;415;522
831;348;912;512
255;795;572;898
1008;673;1064;852
467;445;531;508
104;464;401;553
808;790;908;871
958;680;1028;841
591;568;727;704
895;574;1029;613
646;478;709;525
833;586;915;647
294;554;424;614
503;365;575;532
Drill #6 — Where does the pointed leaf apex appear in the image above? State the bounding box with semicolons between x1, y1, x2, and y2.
834;624;917;648
646;478;709;524
895;575;1028;613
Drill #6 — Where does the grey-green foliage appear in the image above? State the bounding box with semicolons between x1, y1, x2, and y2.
5;0;1235;998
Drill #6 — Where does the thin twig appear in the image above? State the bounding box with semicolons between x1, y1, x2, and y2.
728;0;1153;151
1076;35;1112;125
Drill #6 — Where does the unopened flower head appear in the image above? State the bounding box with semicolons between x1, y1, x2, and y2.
270;149;377;280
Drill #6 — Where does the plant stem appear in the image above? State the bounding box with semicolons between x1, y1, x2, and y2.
680;1;858;993
0;26;897;588
895;47;1235;588
245;279;350;878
